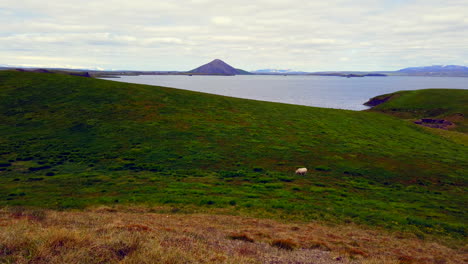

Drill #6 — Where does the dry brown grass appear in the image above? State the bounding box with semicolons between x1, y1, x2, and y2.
271;239;298;251
228;233;255;243
0;206;466;264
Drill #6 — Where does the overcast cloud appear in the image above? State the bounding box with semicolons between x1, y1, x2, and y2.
1;0;467;71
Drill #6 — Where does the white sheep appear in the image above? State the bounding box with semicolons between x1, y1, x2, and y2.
295;167;307;175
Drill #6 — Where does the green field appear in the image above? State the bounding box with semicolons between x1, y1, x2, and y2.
0;71;466;238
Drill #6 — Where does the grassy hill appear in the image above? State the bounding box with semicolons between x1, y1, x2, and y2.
366;89;468;133
0;71;466;238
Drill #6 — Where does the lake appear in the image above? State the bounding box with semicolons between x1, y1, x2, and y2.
102;75;467;110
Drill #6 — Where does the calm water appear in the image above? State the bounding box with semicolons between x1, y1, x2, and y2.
102;75;467;110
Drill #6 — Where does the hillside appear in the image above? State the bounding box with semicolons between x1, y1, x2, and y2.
188;59;250;75
365;89;468;133
0;71;466;239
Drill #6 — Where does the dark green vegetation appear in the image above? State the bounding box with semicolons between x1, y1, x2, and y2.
0;71;466;239
367;89;468;133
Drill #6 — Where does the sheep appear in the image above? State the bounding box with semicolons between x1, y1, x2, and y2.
295;167;307;175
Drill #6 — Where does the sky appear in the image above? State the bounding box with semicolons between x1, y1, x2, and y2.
1;0;467;71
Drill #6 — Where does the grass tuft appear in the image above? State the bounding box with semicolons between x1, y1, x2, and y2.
271;239;298;250
228;233;255;243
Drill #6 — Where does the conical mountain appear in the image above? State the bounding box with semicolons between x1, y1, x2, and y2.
188;59;250;75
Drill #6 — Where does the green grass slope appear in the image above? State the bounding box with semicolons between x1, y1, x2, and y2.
367;89;468;133
0;71;466;238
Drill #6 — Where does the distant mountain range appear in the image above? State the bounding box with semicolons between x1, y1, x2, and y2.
253;65;468;77
188;59;251;75
396;65;468;76
2;61;468;77
251;69;309;75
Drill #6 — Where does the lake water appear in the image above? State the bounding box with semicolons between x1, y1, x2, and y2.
102;75;467;110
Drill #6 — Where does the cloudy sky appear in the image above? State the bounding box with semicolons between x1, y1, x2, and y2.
1;0;467;71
